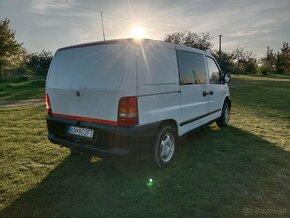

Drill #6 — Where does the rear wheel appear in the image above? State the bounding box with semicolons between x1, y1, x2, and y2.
152;125;176;168
216;102;230;128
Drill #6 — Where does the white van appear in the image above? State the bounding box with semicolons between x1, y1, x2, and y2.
46;39;231;167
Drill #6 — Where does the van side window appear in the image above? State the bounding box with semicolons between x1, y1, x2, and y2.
206;57;221;84
176;50;207;85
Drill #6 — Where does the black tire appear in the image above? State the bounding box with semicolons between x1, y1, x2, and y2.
216;102;230;128
152;125;176;168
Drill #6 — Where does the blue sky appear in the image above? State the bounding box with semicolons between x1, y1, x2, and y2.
1;0;289;57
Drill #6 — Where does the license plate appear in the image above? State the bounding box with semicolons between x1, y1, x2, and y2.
67;126;94;138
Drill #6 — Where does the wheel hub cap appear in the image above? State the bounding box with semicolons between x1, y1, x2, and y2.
160;133;175;162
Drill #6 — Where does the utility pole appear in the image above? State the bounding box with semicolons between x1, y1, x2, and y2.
219;34;223;58
101;11;106;41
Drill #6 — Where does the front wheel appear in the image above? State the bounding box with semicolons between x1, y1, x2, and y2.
152;125;176;168
216;102;230;128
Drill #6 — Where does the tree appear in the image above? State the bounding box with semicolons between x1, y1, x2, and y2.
0;18;23;69
259;47;276;74
212;50;235;74
164;31;213;52
276;42;290;74
232;47;257;73
261;47;276;67
26;50;53;76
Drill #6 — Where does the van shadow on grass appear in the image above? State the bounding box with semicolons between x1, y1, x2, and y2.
1;126;290;218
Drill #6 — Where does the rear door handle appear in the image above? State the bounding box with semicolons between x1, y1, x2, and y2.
202;91;208;97
209;91;214;95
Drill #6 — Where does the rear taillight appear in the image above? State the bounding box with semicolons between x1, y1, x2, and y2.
45;93;52;116
118;96;138;126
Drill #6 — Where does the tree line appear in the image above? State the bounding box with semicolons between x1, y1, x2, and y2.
164;31;290;75
0;18;52;81
1;18;290;81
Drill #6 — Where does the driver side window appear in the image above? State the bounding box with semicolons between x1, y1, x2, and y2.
206;57;221;84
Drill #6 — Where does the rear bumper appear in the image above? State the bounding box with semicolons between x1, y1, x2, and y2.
46;116;160;159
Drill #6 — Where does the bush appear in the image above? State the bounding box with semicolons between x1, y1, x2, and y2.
257;64;275;75
9;76;28;83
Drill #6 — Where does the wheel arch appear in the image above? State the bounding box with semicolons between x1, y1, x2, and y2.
224;96;231;110
158;119;179;136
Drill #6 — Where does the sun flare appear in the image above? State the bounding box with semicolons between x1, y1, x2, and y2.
131;26;145;39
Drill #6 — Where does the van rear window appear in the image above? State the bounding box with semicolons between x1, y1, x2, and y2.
47;44;136;90
176;50;207;84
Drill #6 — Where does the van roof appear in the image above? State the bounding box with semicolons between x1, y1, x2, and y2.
57;38;210;56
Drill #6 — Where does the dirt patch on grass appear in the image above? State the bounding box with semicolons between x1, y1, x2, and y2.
0;99;44;108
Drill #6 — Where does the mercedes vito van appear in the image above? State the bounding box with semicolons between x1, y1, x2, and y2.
46;39;231;167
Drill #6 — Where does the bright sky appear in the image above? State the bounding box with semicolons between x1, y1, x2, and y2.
1;0;289;57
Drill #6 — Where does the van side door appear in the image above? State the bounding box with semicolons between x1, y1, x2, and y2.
205;56;225;117
177;50;209;134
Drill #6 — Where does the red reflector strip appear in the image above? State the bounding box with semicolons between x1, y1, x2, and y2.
52;113;117;126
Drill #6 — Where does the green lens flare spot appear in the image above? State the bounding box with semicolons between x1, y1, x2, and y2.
147;178;154;187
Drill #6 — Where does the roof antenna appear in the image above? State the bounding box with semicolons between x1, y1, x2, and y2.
100;11;106;41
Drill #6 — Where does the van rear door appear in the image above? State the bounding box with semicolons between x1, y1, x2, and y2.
46;42;137;125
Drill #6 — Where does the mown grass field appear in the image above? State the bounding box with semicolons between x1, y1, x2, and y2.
0;78;45;101
0;75;289;217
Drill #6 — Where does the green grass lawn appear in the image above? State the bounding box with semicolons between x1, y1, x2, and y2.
0;78;45;101
0;75;289;217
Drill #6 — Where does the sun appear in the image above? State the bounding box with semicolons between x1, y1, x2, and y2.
131;26;145;39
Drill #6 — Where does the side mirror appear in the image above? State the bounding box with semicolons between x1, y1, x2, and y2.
224;73;231;83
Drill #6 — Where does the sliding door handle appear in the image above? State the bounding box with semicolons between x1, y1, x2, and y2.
202;91;208;97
